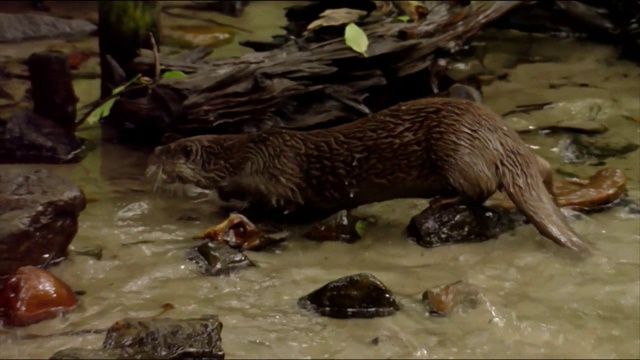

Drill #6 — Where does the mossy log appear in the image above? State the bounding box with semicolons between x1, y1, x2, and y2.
27;51;78;133
98;0;161;98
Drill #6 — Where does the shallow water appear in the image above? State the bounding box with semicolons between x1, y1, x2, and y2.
1;3;639;359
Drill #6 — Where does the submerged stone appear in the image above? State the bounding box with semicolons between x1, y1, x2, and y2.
163;25;235;49
302;210;376;243
298;273;399;319
559;133;639;162
188;241;255;276
50;348;136;359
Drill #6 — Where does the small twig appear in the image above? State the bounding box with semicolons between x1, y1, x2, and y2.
105;54;126;85
149;32;161;82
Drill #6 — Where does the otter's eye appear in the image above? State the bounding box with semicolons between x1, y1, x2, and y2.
181;146;192;159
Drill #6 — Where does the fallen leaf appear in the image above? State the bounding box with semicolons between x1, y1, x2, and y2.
84;74;141;126
307;8;367;31
161;70;188;79
344;23;369;57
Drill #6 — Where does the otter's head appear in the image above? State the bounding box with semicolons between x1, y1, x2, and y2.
146;134;247;198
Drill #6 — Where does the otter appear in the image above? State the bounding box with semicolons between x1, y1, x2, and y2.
147;97;591;254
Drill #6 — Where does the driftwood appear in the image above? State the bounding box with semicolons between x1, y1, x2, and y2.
105;1;523;142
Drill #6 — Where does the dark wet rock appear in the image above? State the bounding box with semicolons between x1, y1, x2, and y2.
422;280;481;316
407;204;526;248
200;213;288;251
102;315;225;359
559;133;640;163
298;273;399;319
0;266;78;327
0;168;86;276
188;241;255;276
0;13;96;43
0;110;83;164
503;100;612;135
50;348;138;359
302;210;376;243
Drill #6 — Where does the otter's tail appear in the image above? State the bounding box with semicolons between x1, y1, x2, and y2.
498;156;592;254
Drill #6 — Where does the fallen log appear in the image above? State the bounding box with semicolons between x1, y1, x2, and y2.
104;1;523;143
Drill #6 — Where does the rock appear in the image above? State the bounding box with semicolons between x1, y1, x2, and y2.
0;13;97;43
188;241;255;276
0;266;78;327
298;273;400;319
50;348;136;359
0;168;86;276
302;210;376;243
503;99;615;134
0;110;83;164
559;132;639;163
69;245;103;261
421;280;481;316
102;315;225;359
199;213;287;251
407;204;526;248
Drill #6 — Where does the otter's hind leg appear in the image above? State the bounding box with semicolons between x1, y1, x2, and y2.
535;154;558;202
434;156;499;208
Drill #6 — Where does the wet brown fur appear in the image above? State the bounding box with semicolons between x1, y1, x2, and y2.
148;97;591;253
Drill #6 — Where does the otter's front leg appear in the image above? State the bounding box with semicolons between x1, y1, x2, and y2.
218;172;305;215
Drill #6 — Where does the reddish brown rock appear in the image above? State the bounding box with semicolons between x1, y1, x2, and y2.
486;167;627;211
0;266;78;327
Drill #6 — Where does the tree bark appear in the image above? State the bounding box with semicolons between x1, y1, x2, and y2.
27;50;78;133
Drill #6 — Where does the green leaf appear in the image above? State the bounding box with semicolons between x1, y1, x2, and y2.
344;22;368;57
354;220;366;237
83;74;141;126
161;70;188;79
84;97;116;126
396;15;410;23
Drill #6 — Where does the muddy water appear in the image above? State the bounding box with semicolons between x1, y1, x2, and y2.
1;3;639;359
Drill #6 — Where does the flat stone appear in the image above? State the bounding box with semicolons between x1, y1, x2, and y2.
298;273;399;319
0;13;96;43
